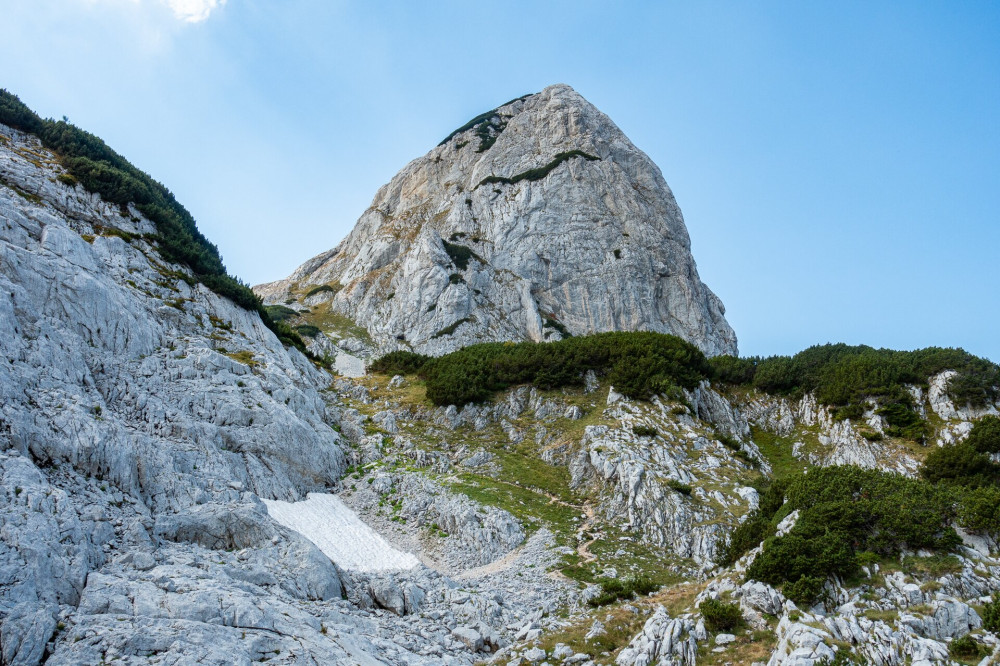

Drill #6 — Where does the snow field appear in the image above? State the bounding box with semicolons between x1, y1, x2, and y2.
263;492;420;572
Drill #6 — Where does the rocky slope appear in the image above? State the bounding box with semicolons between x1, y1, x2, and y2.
255;84;737;358
0;122;575;665
5;90;1000;666
325;357;1000;666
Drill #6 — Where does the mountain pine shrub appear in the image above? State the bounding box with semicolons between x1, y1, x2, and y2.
699;598;743;632
0;89;309;354
709;344;998;442
736;467;959;605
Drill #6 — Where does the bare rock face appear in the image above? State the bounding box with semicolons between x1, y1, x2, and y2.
257;84;737;357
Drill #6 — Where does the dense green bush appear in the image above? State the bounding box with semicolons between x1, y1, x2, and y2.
742;467;959;604
982;592;1000;632
368;332;710;407
783;575;825;606
667;479;692;495
709;355;756;385
0;89;307;353
950;634;986;659
587;576;659;607
699;598;743;631
368;351;431;375
632;424;658;438
958;487;1000;536
414;331;709;407
966;415;1000;453
442;241;481;270
264;305;299;322
921;417;1000;492
709;344;998;442
921;443;1000;488
294;324;321;338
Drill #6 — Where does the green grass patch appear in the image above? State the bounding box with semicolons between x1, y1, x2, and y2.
449;473;578;539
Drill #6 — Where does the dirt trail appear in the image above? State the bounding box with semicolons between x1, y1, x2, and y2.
575;503;598;563
455;542;528;579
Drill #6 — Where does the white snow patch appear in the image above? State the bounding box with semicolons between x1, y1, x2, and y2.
263;493;419;572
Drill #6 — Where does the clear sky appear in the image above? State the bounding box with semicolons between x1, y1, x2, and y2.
3;1;998;362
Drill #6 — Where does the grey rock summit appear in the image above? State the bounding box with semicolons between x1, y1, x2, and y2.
256;84;737;357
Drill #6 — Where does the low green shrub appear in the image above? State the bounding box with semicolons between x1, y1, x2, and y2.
586;576;659;607
264;305;299;322
784;575;825;605
958;486;1000;537
632;424;658;438
436;94;530;148
369;351;431;375
982;592;1000;632
294;324;321;338
442;241;482;270
476;150;600;189
417;331;710;407
922;418;1000;492
709;355;756;385
667;479;692;496
966;415;1000;453
949;634;986;659
717;433;741;451
304;284;338;298
710;344;999;441
543;316;571;338
431;317;473;339
742;467;960;604
699;598;743;632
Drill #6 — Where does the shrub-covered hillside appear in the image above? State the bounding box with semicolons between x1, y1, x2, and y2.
0;89;308;353
711;344;999;440
371;331;712;407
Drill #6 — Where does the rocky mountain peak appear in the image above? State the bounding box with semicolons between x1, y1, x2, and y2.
258;84;738;357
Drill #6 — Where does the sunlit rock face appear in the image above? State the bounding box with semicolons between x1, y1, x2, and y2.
256;84;737;357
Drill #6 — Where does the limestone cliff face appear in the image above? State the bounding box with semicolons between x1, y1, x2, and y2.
256;84;737;357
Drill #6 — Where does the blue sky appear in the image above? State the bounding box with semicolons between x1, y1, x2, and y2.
3;1;998;361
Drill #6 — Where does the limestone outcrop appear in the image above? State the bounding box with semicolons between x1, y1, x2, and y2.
256;84;737;357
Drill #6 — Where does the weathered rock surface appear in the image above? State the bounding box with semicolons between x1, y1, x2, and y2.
256;84;737;357
0;123;559;665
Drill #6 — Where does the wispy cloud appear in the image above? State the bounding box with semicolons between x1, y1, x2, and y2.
163;0;226;23
78;0;227;23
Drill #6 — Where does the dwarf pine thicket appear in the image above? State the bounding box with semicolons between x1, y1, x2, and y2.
711;344;999;441
374;336;1000;606
371;331;712;407
0;89;311;355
